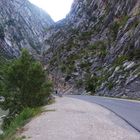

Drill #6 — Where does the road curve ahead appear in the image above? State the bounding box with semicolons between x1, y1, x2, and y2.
20;97;140;140
69;95;140;133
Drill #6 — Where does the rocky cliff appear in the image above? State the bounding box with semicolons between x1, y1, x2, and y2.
0;0;54;59
44;0;140;98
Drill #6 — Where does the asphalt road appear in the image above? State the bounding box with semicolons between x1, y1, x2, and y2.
21;97;140;140
69;95;140;133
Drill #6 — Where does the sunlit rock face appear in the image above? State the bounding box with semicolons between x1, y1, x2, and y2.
44;0;140;98
0;0;54;58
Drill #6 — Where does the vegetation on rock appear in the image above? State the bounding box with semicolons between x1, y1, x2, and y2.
0;49;53;131
0;25;5;39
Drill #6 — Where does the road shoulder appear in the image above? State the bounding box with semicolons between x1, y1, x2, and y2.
19;97;140;140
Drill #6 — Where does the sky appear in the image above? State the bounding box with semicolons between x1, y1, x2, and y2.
29;0;74;22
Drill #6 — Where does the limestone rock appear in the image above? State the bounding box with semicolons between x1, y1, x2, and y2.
0;0;54;58
44;0;140;98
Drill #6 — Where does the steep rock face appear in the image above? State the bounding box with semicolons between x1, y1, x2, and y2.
0;0;54;58
44;0;140;98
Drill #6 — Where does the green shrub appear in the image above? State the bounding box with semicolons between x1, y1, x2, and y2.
60;64;66;73
60;62;75;75
89;44;98;51
114;55;128;66
0;108;41;140
110;21;120;40
95;41;107;58
99;47;107;57
79;31;93;40
0;55;7;96
62;54;80;75
1;49;52;127
107;82;114;90
119;15;129;27
128;48;140;60
0;25;4;39
110;15;129;40
131;20;139;28
76;79;84;88
89;41;107;57
79;61;92;69
134;48;140;59
66;64;75;75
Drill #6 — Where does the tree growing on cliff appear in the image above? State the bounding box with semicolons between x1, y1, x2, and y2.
85;74;98;95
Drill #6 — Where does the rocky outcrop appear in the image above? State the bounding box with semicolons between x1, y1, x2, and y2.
44;0;140;98
0;0;54;58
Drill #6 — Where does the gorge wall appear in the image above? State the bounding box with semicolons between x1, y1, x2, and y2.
0;0;54;59
44;0;140;98
0;0;140;99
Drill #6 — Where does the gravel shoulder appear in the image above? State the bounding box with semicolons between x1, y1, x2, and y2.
20;97;140;140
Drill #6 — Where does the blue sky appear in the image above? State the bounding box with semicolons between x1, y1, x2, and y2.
29;0;74;21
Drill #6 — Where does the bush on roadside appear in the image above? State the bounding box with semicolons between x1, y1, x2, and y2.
1;49;53;128
0;108;42;140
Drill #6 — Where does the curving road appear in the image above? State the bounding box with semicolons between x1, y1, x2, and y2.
68;95;140;133
20;97;140;140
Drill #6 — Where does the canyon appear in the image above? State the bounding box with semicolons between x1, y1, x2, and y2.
0;0;140;98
